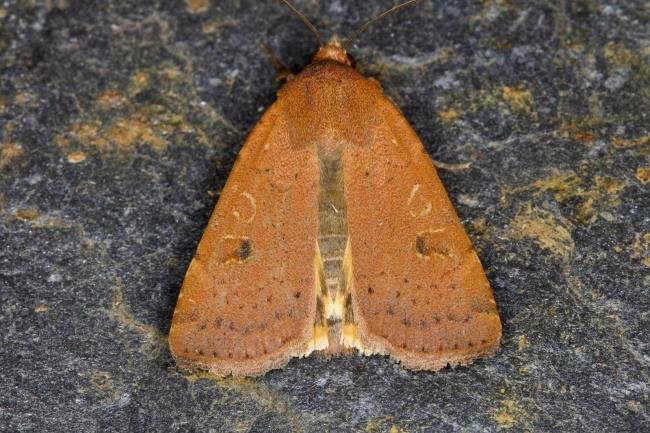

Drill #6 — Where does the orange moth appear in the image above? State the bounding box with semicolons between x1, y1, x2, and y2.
168;1;501;376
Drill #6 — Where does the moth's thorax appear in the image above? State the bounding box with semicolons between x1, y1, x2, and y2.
311;37;352;66
317;138;345;157
278;57;381;150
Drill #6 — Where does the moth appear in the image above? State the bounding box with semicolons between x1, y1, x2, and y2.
169;1;501;376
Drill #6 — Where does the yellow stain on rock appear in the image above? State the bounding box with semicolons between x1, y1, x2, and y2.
460;84;538;122
160;67;182;80
505;205;575;263
518;335;529;351
559;118;607;143
129;71;150;93
477;0;519;21
35;303;50;313
365;416;394;432
97;89;128;110
55;68;226;159
185;370;222;384
612;133;650;151
14;92;34;107
59;84;180;154
67;151;87;164
186;0;209;14
58;112;168;154
184;373;304;431
594;175;625;194
202;18;238;35
636;167;650;183
15;208;39;221
503;170;626;224
90;371;115;392
0;141;23;169
630;233;650;268
573;132;596;143
491;398;533;431
362;46;456;79
602;41;650;103
501;86;535;116
108;280;168;359
494;409;515;428
106;114;168;151
90;370;126;404
439;108;459;122
603;42;639;67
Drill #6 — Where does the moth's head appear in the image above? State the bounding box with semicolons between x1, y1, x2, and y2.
279;0;419;69
312;37;353;67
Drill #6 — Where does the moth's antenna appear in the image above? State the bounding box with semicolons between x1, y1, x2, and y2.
343;0;421;49
277;0;324;47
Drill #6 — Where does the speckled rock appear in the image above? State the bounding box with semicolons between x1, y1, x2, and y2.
0;1;648;432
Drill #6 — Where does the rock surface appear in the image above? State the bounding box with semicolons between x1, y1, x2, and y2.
0;1;648;432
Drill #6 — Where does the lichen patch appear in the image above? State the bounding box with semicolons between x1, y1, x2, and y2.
0;141;23;169
502;170;627;224
503;205;575;263
501;86;536;116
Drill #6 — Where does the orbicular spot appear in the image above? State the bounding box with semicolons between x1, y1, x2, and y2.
231;191;257;224
215;236;253;264
407;184;432;218
414;229;458;264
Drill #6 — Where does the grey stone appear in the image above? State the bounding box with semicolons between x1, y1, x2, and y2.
1;1;648;432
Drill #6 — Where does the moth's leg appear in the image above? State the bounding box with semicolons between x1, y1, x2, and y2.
260;43;295;82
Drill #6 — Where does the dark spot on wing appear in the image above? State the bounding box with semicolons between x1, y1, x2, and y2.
215;236;253;264
238;238;252;260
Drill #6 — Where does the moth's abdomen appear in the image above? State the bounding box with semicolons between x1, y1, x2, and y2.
318;154;347;293
315;150;354;353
